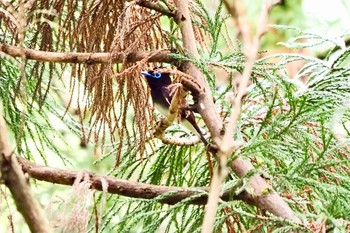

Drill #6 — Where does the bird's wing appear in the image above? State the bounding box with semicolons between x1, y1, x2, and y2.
161;86;172;106
163;84;197;128
161;85;209;145
161;83;183;106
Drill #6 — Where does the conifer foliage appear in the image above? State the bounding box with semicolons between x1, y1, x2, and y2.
1;0;350;232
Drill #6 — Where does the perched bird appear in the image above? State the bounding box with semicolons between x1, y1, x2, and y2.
141;69;209;145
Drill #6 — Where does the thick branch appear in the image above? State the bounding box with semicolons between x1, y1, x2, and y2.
173;0;301;231
231;159;301;221
172;3;226;230
0;44;174;64
17;156;303;219
18;157;208;205
173;1;223;141
18;157;233;205
0;117;51;233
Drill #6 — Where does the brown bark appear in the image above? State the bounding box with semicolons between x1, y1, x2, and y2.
17;156;303;218
173;1;223;141
0;44;174;64
18;156;261;205
0;116;51;233
173;0;302;230
136;0;175;17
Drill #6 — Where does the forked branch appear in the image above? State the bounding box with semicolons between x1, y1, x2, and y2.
172;0;302;232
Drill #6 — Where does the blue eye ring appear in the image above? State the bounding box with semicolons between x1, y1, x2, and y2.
153;72;161;79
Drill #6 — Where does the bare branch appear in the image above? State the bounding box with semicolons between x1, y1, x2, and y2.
222;0;302;227
0;44;174;64
17;156;245;205
18;156;209;205
17;155;307;226
171;0;301;232
0;116;51;233
173;1;223;140
224;1;276;144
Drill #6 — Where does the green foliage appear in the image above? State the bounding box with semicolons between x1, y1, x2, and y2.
92;6;350;232
1;1;350;232
0;57;79;164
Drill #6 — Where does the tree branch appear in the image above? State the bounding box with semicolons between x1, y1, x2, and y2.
17;156;255;205
172;0;301;232
0;43;174;64
136;0;175;18
17;155;305;226
0;116;51;233
173;1;223;140
171;3;227;231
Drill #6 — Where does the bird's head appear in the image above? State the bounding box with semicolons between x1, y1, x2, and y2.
141;68;172;89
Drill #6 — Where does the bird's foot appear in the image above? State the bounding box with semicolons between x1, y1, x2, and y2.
206;143;219;154
181;104;198;113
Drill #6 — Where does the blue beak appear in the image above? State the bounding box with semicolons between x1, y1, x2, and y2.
141;71;152;78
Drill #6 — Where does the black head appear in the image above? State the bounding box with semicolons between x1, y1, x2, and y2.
141;69;171;90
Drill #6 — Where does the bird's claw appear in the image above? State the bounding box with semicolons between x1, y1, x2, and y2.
206;143;218;154
181;104;198;113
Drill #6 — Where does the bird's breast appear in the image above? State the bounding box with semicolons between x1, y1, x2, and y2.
154;102;170;117
154;103;198;136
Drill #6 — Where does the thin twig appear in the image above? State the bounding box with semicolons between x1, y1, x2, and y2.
223;0;249;43
224;0;276;142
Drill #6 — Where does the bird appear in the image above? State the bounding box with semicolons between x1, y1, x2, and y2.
141;68;209;146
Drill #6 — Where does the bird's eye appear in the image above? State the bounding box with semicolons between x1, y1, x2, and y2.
153;72;161;79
